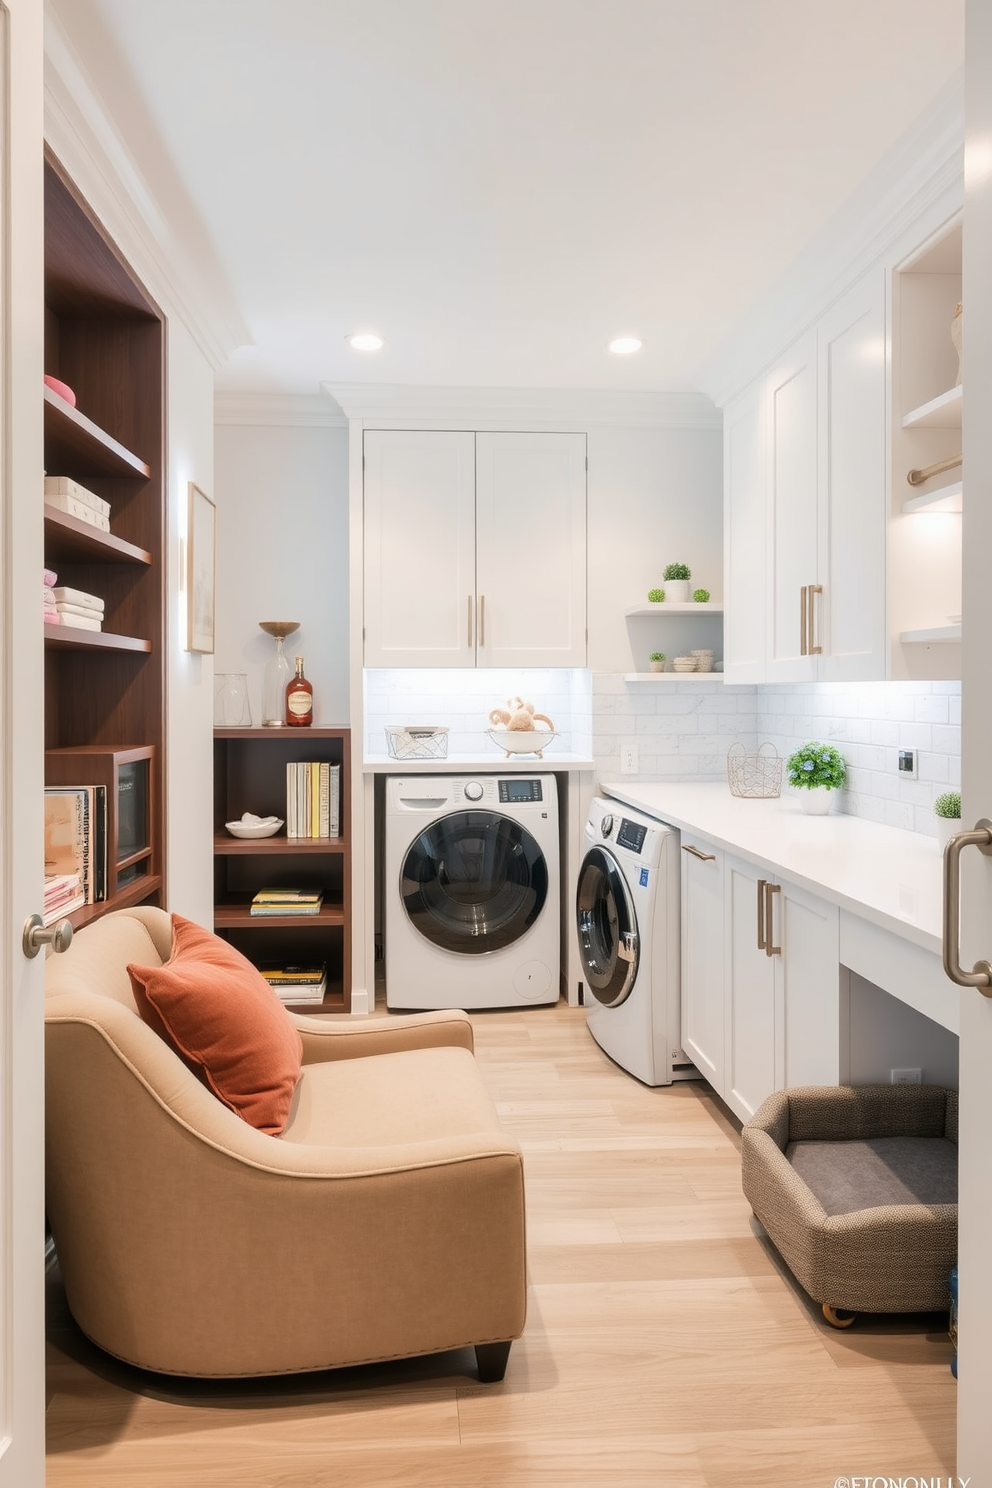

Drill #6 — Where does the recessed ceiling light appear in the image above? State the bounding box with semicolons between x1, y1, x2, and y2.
347;332;384;352
608;335;643;355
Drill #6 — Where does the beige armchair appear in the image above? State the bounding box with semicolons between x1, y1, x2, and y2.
45;907;526;1380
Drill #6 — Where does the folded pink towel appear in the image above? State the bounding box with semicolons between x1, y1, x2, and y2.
43;568;57;587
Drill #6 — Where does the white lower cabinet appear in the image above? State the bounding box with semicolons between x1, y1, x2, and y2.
684;845;841;1123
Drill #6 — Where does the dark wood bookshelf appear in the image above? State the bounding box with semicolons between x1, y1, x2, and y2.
213;728;352;1012
43;150;166;928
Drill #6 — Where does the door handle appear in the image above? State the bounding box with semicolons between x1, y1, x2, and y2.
23;914;73;959
467;595;473;648
800;587;808;656
682;844;716;861
809;584;823;655
757;878;767;950
479;594;486;647
942;819;992;993
764;881;781;956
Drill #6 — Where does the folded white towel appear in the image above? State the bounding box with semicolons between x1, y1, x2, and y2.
58;613;102;632
52;585;104;612
56;601;105;620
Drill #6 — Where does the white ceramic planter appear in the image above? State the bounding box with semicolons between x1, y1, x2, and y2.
799;788;834;815
936;814;960;849
663;579;691;603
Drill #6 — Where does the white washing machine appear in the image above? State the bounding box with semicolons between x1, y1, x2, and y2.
384;774;560;1010
576;797;697;1087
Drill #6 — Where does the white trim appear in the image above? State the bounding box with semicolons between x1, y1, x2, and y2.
698;74;965;408
323;382;721;431
43;12;249;371
214;391;347;429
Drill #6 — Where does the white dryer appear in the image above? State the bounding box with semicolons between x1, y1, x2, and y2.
576;797;696;1087
385;774;560;1010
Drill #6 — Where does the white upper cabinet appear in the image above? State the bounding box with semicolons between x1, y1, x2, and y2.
475;432;587;668
722;384;766;684
364;428;587;668
766;329;819;682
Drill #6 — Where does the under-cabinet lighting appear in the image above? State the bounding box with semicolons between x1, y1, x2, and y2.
608;335;643;355
347;332;384;352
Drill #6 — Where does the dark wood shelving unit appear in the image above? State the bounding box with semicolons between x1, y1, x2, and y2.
44;150;166;932
213;728;352;1013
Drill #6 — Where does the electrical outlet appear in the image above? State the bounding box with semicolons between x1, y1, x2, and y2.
620;742;639;775
898;748;917;778
890;1067;923;1084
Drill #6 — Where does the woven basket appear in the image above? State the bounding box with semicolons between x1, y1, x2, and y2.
727;741;783;799
384;725;449;760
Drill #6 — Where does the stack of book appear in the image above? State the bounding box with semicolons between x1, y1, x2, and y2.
259;962;327;1005
44;786;107;906
43;872;85;925
286;762;340;839
249;887;324;917
44;475;112;533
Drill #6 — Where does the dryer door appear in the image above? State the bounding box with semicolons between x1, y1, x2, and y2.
576;846;640;1007
400;809;549;954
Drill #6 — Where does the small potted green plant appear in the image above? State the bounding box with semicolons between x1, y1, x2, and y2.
786;741;846;815
934;790;961;849
663;562;691;603
647;587;665;603
648;651;666;673
693;588;710;603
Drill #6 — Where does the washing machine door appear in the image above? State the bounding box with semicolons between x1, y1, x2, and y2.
400;810;549;954
576;846;640;1007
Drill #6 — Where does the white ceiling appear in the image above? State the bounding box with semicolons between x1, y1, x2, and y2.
68;0;964;397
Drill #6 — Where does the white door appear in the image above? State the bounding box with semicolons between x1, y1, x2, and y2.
954;7;992;1471
475;431;587;668
363;430;476;667
0;0;45;1482
817;271;887;682
766;331;818;682
722;383;767;684
680;837;725;1091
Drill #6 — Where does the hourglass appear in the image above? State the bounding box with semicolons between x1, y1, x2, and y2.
259;620;300;726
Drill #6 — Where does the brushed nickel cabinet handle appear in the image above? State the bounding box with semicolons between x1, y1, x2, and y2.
809;583;823;655
479;594;486;647
467;595;473;648
682;844;716;861
757;878;767;950
800;586;808;656
942;819;992;993
764;881;781;957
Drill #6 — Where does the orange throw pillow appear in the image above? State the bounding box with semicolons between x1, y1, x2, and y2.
128;913;303;1136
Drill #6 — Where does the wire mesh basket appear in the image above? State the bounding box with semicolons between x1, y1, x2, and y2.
727;741;783;799
384;724;449;761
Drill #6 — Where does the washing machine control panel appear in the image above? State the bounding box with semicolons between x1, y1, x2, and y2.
616;818;648;854
498;778;543;803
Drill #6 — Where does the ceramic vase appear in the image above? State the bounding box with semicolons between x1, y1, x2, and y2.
664;579;691;603
649;661;666;673
936;814;960;850
799;788;834;815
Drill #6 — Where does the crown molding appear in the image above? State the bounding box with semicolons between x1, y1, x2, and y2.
214;391;348;429
44;12;250;372
698;73;965;407
322;382;721;431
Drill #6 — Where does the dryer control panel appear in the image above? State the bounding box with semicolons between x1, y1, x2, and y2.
617;818;648;854
498;778;543;803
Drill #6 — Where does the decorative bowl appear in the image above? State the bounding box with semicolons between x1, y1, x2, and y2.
487;728;558;758
225;813;284;840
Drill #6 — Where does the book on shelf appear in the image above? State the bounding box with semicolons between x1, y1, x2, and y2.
259;962;327;1003
43;871;86;925
44;785;107;904
285;761;340;839
249;887;323;916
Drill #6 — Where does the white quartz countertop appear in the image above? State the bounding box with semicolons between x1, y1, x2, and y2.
364;752;595;774
599;781;944;955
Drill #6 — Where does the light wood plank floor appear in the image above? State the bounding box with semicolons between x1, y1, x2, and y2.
46;1002;957;1487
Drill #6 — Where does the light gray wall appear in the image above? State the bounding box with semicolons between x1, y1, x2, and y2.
213;423;350;728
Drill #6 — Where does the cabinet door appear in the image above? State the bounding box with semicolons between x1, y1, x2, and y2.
680;837;725;1092
475;432;587;667
775;878;840;1087
725;854;777;1123
363;430;476;667
817;273;886;681
766;332;818;683
723;383;767;683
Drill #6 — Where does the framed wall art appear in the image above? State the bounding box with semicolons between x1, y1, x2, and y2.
186;482;216;654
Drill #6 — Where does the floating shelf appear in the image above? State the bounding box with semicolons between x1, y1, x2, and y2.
900;625;961;643
44;508;153;565
44;386;152;478
902;480;962;515
213;832;346;856
901;384;962;429
623;672;725;683
44;623;152;653
624;603;723;616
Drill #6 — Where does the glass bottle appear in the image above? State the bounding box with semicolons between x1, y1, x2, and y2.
286;656;313;727
259;621;299;727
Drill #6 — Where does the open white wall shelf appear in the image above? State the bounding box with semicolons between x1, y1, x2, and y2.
902;479;962;514
901;383;962;429
624;603;723;616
